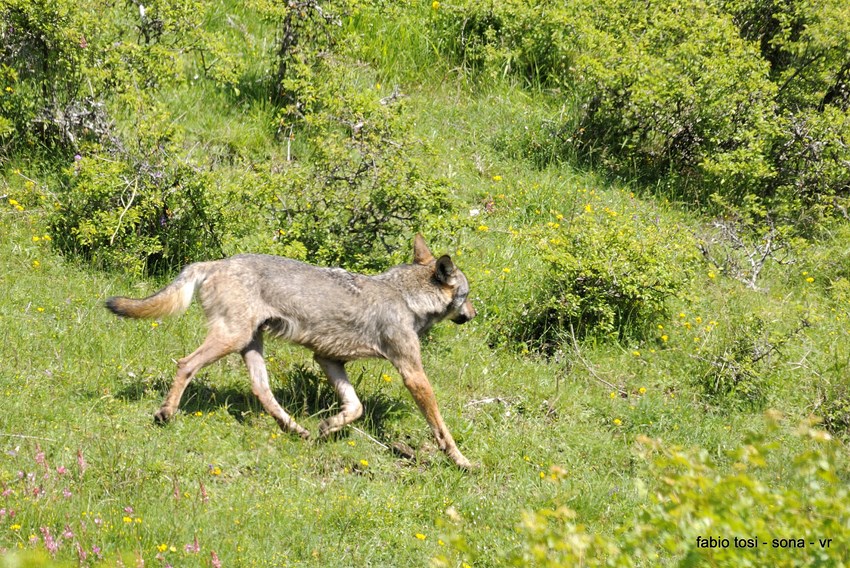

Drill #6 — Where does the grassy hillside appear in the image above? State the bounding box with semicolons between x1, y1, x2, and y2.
2;0;850;566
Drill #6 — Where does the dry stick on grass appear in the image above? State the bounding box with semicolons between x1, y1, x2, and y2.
351;426;419;461
0;433;58;442
568;324;628;396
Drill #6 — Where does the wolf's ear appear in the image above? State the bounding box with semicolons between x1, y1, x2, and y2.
413;233;435;265
435;255;457;284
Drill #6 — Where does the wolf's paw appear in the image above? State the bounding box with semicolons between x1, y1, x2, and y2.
448;449;477;471
153;408;174;424
286;423;311;440
317;420;338;439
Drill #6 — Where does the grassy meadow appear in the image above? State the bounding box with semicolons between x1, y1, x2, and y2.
2;0;850;566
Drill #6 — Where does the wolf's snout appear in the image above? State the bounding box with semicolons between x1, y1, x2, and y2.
452;299;476;324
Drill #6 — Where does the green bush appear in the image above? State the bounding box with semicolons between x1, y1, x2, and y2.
0;0;112;153
429;0;575;87
691;315;771;409
503;196;700;350
250;0;454;271
49;143;230;276
432;0;779;200
432;0;849;234
30;0;453;275
275;74;452;271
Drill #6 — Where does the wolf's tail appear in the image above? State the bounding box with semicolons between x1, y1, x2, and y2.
105;262;210;319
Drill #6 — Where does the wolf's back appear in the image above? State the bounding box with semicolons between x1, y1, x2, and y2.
106;263;209;319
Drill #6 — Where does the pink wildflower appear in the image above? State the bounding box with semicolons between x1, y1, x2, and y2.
77;449;88;474
41;526;59;556
185;535;200;553
211;550;222;568
34;445;47;468
76;542;87;562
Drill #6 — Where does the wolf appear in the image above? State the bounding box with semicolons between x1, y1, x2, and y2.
105;235;476;469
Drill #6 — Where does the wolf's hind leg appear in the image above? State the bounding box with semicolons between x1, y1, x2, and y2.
156;325;247;423
242;333;310;439
315;356;363;437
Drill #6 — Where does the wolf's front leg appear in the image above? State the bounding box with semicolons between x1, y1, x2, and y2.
392;354;474;470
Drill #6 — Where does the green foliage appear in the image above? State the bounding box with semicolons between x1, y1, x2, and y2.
274;74;452;271
573;0;778;201
251;0;345;113
503;196;700;350
691;314;771;408
0;0;243;158
432;0;850;234
437;416;850;567
429;0;574;88
818;386;850;444
247;0;453;271
0;0;111;152
719;0;850;111
9;0;452;274
47;106;231;275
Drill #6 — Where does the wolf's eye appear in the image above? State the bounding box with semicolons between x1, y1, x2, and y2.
452;291;468;309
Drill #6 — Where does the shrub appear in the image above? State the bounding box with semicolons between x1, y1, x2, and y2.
503;196;700;350
690;315;771;409
275;75;451;270
38;0;453;275
250;0;454;271
48;105;231;276
432;0;780;202
572;0;779;201
0;0;112;153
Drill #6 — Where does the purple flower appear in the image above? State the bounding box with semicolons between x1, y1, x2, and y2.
41;526;59;556
34;446;47;468
77;449;88;474
184;536;200;553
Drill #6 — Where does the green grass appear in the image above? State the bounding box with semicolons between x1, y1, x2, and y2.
3;2;850;566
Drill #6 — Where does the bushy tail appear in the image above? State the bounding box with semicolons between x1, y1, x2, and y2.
106;263;209;319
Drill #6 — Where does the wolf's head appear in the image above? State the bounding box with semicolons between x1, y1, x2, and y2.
413;234;477;325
